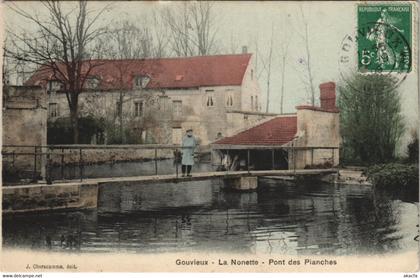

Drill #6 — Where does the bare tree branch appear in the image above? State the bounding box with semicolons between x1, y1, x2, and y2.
5;0;110;143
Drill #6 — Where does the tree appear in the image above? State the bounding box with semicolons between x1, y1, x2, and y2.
105;20;148;143
293;6;316;105
338;74;405;164
5;1;110;143
98;19;166;143
161;2;219;57
278;14;292;114
260;24;274;113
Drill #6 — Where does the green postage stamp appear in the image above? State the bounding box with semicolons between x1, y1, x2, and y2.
357;4;412;73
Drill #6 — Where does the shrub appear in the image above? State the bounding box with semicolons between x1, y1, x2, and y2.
48;116;104;144
365;163;419;188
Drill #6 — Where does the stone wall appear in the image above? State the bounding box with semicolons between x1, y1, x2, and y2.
47;146;175;165
289;108;340;169
2;182;98;213
241;55;262;111
2;86;47;178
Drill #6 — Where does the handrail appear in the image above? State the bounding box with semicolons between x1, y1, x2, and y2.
2;144;338;150
3;144;339;185
2;144;194;150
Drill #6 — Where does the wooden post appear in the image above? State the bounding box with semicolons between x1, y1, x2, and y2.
311;148;314;166
226;150;229;172
61;148;64;180
294;149;296;175
79;148;83;182
247;149;250;173
332;148;335;167
271;149;275;170
46;150;52;185
33;146;37;181
175;148;179;178
154;148;158;175
12;151;15;168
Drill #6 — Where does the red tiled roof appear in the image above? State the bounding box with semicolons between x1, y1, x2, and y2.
24;54;252;90
213;116;297;146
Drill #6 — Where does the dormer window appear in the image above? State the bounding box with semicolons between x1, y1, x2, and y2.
85;77;100;89
134;75;150;89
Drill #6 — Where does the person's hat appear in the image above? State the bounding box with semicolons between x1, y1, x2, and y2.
186;128;193;132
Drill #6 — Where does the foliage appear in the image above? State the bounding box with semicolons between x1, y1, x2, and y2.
104;120;144;145
407;130;419;163
48;116;104;144
365;163;419;188
338;74;405;164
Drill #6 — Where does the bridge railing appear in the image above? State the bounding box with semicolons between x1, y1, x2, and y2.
2;144;339;185
2;144;198;185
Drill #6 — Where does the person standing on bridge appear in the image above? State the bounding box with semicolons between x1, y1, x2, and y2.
181;129;197;177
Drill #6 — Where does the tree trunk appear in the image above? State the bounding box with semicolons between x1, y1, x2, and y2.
119;90;124;144
280;55;286;114
70;107;79;144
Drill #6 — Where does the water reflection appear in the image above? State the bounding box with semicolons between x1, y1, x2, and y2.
3;179;418;255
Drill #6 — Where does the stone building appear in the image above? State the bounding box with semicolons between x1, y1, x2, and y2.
25;54;270;145
211;82;340;170
2;85;47;180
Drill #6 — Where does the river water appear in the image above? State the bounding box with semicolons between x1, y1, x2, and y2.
50;159;213;180
3;178;419;255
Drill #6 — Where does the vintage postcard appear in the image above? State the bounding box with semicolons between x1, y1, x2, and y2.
1;0;419;274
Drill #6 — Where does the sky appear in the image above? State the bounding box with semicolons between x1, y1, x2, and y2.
2;1;419;146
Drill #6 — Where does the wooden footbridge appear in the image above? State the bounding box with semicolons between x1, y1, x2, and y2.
3;169;338;213
80;168;337;185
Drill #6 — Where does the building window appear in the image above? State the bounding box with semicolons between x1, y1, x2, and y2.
85;77;100;89
205;89;215;108
251;96;254;111
173;100;182;116
134;101;143;117
49;103;59;117
48;80;62;92
226;95;233;107
255;95;258;111
134;75;150;89
207;95;214;107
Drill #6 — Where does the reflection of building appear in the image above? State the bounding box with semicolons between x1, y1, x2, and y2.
2;85;47;180
25;53;273;145
211;82;340;169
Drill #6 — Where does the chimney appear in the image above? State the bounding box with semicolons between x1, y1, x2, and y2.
242;46;248;54
319;82;336;110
